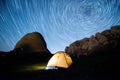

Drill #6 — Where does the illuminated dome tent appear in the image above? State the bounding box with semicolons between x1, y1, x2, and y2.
46;51;72;70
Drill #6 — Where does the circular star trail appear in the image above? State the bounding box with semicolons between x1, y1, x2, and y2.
0;0;120;53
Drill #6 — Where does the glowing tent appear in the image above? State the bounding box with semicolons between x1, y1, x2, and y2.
46;51;72;69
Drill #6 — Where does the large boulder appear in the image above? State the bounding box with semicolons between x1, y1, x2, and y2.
14;32;51;54
0;32;52;64
65;25;120;57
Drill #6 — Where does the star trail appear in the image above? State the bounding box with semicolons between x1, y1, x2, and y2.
0;0;120;53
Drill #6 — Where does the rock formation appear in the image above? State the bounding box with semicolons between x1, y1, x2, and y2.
65;25;120;57
0;32;52;64
14;32;51;54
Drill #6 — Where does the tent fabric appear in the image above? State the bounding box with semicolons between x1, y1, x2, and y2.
46;51;72;69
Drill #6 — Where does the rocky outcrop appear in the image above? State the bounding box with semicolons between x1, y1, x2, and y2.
65;25;120;57
14;32;51;54
0;32;52;64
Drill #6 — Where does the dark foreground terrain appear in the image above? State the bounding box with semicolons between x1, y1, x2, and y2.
0;51;120;80
0;26;120;80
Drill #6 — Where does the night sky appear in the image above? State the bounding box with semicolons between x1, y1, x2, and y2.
0;0;120;53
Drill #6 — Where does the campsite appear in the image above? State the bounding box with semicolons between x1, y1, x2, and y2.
46;51;72;69
0;0;120;79
0;26;120;80
0;50;120;80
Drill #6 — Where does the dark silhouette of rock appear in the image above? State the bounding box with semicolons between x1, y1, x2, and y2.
14;32;51;54
65;25;120;57
0;27;120;80
0;32;52;64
